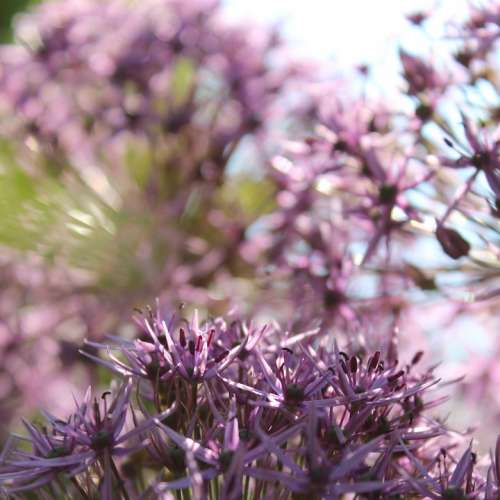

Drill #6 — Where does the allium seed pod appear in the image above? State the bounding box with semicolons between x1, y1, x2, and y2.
436;225;471;260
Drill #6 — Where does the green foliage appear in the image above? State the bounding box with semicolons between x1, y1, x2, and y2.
123;138;154;189
170;57;196;106
0;0;39;42
215;174;276;223
0;140;159;293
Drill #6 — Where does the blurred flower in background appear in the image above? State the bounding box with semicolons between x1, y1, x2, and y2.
0;0;307;433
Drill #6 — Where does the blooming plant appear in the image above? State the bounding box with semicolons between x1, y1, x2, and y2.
0;0;498;498
0;0;302;428
1;307;498;499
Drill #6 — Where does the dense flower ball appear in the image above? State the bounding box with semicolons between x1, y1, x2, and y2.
1;306;497;498
0;0;296;166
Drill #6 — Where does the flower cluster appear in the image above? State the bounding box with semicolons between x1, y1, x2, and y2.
0;0;301;428
1;307;498;499
242;0;499;357
0;0;296;164
0;0;303;312
0;0;498;496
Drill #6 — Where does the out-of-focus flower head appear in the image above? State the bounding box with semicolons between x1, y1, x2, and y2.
0;0;306;433
441;115;500;198
399;49;448;97
453;2;500;72
0;0;297;165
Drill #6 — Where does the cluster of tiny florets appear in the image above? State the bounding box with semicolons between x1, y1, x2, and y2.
0;1;498;499
1;307;498;499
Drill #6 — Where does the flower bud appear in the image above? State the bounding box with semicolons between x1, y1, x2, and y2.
436;226;470;259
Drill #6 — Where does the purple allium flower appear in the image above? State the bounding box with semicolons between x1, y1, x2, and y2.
0;378;174;496
0;0;296;168
0;0;309;438
442;115;500;198
153;407;303;495
245;407;395;497
52;379;136;453
453;3;500;68
247;347;332;411
0;0;499;496
399;441;483;499
0;421;84;493
84;308;251;385
486;436;500;499
248;88;442;331
399;49;447;96
3;302;500;497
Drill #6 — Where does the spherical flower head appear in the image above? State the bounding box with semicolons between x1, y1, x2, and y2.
0;0;294;165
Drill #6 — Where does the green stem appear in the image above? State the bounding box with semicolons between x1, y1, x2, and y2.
69;476;89;499
439;169;480;225
190;382;198;439
191;382;198;412
243;473;250;500
181;487;192;500
108;451;131;500
214;476;219;499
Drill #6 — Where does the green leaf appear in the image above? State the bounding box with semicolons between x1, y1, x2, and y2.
123;138;153;188
0;0;39;42
171;57;196;106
